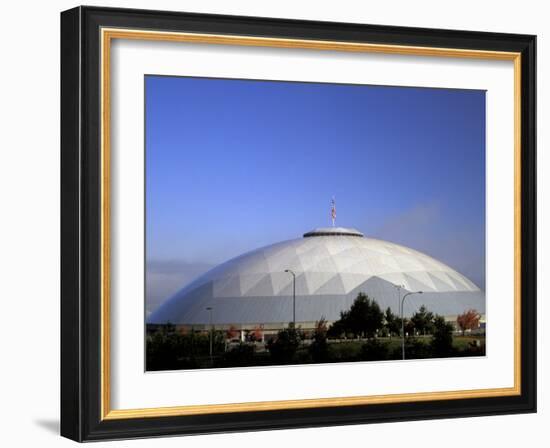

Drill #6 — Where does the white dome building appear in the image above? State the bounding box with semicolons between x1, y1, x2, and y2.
148;227;485;331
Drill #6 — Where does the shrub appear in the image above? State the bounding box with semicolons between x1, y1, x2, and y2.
327;319;346;339
146;325;225;370
309;318;329;362
226;325;239;340
456;339;485;357
405;338;432;359
327;342;361;362
267;325;303;364
360;339;390;361
219;343;256;367
431;315;456;358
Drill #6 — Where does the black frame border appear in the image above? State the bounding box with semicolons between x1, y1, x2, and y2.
61;6;536;442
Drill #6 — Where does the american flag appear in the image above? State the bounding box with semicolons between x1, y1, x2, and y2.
331;197;336;225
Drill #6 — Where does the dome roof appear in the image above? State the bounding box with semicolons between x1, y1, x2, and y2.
303;227;364;237
148;227;484;326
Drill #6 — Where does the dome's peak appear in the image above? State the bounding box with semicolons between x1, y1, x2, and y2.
303;227;364;238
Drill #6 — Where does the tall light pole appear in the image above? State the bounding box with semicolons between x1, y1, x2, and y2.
284;269;296;327
206;306;213;364
401;291;423;360
393;284;404;339
394;284;404;310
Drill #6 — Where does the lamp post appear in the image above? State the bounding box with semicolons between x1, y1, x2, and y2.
284;269;296;327
400;291;423;360
394;284;404;311
206;306;213;364
392;284;404;340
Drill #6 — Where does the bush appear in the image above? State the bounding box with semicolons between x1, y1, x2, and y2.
309;318;329;362
267;325;303;364
456;339;485;357
309;335;328;362
245;326;263;342
388;337;432;360
405;338;432;359
431;316;456;358
146;325;226;370
360;339;390;361
327;342;361;362
327;319;346;339
219;343;256;367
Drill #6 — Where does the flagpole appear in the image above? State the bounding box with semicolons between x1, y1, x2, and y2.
331;197;336;227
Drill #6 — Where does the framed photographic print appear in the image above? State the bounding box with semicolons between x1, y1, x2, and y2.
60;6;536;442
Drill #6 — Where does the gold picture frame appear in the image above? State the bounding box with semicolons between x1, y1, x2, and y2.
61;6;536;441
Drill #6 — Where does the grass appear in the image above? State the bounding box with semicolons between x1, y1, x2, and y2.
325;334;484;351
146;333;486;370
451;335;485;350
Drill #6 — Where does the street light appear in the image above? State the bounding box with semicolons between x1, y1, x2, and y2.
394;284;404;304
206;306;213;364
400;291;423;360
393;284;404;318
392;284;404;340
284;269;296;327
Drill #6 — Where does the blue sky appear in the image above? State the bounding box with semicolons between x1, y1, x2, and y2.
145;75;485;312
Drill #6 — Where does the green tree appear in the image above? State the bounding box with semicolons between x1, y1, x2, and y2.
403;318;415;337
327;317;347;339
411;305;435;336
326;294;384;339
384;307;400;338
431;315;455;357
267;324;303;364
309;318;329;362
346;293;384;338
